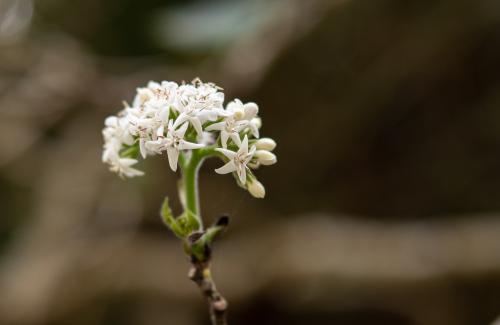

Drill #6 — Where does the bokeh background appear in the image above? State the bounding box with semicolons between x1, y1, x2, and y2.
1;0;500;324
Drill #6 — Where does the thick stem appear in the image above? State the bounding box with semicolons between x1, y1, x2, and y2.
180;147;219;230
183;166;198;215
189;261;228;325
181;150;203;230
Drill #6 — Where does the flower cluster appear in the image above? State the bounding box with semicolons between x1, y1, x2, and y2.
102;78;277;198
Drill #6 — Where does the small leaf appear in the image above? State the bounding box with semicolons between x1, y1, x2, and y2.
160;198;184;238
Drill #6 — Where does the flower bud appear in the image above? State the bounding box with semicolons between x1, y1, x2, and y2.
255;138;276;151
247;179;265;198
105;116;118;127
255;150;277;166
243;102;259;119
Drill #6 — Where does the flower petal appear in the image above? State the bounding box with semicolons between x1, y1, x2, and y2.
215;161;237;174
173;113;188;130
190;117;203;136
156;124;165;138
240;135;248;154
178;140;204;150
229;133;241;147
205;121;225;131
166;147;179;171
159;106;170;122
221;131;229;148
139;138;147;159
215;148;236;159
175;121;189;138
237;166;247;184
119;158;139;166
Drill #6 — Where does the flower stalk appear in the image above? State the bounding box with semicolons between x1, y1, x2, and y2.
180;151;202;230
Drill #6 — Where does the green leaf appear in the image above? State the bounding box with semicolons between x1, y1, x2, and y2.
160;198;184;238
199;225;224;246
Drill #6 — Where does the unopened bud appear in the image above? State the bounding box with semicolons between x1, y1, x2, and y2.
244;102;259;119
247;179;265;198
105;116;118;127
255;138;276;151
255;150;277;166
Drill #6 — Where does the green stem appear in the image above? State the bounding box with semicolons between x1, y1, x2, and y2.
180;146;218;231
183;151;202;228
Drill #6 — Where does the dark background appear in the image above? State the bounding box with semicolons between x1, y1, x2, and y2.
1;0;500;324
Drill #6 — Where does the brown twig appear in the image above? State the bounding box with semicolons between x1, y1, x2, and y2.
188;260;228;325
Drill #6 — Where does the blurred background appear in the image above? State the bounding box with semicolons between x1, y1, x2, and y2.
1;0;500;324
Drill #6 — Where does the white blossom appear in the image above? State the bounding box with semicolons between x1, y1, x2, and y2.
215;135;255;184
146;120;204;171
206;99;260;148
110;157;145;178
247;117;261;138
225;99;257;118
205;118;246;148
174;81;225;135
102;78;276;188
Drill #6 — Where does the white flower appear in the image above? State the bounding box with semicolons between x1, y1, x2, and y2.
174;80;226;135
247;117;261;138
102;78;276;182
185;79;225;113
103;116;134;146
206;99;260;148
225;99;258;120
126;81;181;158
172;106;205;136
144;84;177;122
132;87;154;108
101;114;146;177
225;99;260;138
110;157;145;178
215;135;255;184
146;120;204;171
205;118;246;148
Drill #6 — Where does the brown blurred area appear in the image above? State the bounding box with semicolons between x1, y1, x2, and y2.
1;0;500;324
